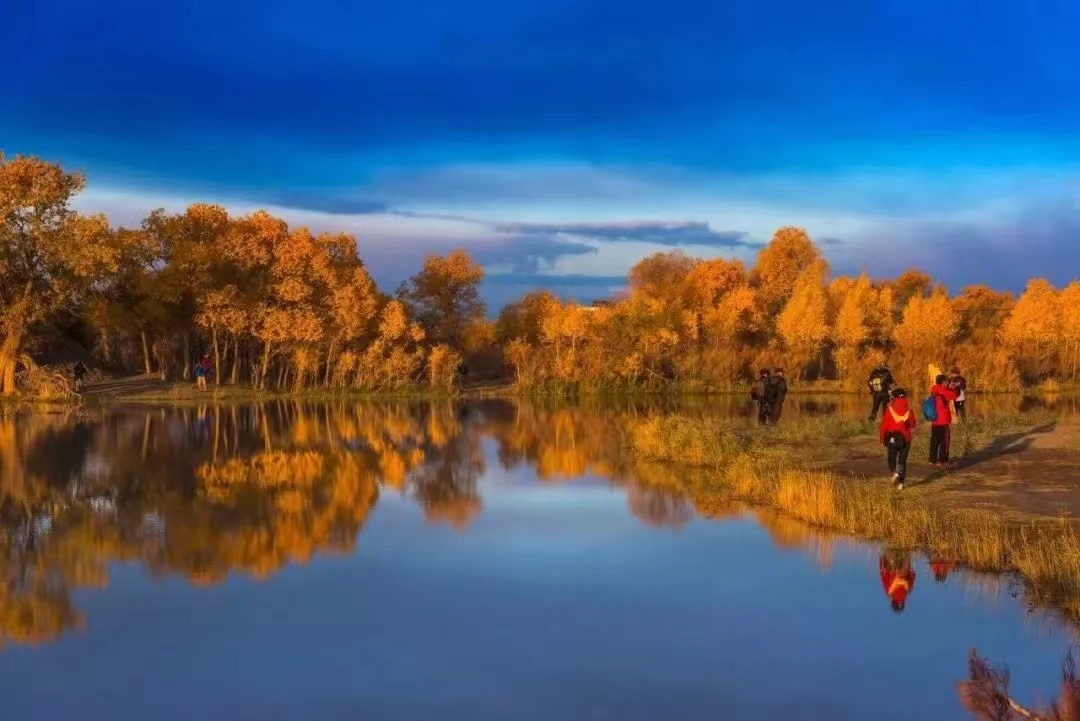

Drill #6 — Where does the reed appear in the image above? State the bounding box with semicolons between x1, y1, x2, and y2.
630;413;1080;624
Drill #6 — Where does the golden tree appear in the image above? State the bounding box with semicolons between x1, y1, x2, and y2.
1002;279;1061;383
0;155;118;393
1055;281;1080;382
399;250;486;347
776;262;830;379
752;226;825;315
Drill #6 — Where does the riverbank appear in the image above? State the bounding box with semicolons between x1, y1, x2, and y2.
629;413;1080;624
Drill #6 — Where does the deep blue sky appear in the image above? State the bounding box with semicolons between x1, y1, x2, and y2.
3;0;1079;306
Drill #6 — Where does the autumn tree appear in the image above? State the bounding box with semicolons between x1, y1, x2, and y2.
776;262;830;379
752;226;826;315
1002;279;1061;383
889;269;934;320
1060;282;1080;380
399;250;485;348
628;250;697;303
0;155;119;393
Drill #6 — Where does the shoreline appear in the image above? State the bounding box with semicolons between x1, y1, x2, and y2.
6;374;1076;406
629;413;1080;627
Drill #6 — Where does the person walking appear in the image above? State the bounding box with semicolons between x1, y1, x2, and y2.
769;368;789;423
866;363;895;422
750;368;773;425
879;388;917;490
948;367;968;421
926;374;959;466
72;361;88;391
194;354;212;391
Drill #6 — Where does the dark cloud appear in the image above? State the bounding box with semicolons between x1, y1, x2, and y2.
831;199;1080;293
472;235;598;274
495;221;753;248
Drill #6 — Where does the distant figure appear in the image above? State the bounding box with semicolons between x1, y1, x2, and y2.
866;363;895;422
879;388;917;490
880;551;916;613
769;368;789;423
930;559;955;583
72;361;88;391
194;354;212;391
750;368;773;425
948;367;968;421
927;374;959;466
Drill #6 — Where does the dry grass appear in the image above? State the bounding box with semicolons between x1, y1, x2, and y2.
631;413;1080;625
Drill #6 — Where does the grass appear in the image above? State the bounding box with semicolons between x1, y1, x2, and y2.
629;413;1080;625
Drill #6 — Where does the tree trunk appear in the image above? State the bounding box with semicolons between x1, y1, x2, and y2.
259;343;272;389
231;338;240;385
212;327;221;386
140;328;152;376
324;340;337;388
182;334;191;380
0;284;33;396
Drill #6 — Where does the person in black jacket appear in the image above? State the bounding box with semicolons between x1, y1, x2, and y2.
866;363;895;422
769;368;789;423
750;368;772;425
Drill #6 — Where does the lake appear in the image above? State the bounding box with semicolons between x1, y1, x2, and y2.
0;398;1076;720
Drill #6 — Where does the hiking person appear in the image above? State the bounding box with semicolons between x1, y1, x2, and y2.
750;368;773;425
880;551;916;614
948;367;968;421
926;374;959;466
72;361;88;391
769;368;789;423
879;388;916;490
194;354;212;391
866;363;895;422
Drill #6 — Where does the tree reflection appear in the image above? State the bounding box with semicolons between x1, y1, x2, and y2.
1;397;922;651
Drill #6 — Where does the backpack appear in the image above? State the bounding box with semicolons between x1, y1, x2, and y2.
764;378;781;404
922;395;938;422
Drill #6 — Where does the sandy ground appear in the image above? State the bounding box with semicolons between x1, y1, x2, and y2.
832;417;1080;522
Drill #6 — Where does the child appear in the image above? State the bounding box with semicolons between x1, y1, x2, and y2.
948;367;968;421
928;374;959;466
194;354;212;391
879;388;917;490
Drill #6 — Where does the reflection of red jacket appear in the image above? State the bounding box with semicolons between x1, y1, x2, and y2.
930;384;958;426
879;397;917;445
881;567;916;604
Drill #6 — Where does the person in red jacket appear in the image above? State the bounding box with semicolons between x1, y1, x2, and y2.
880;551;916;613
880;388;917;490
929;374;959;466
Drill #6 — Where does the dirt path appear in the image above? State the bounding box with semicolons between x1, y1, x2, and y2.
829;418;1080;522
80;374;171;398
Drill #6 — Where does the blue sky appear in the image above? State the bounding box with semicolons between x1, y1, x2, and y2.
3;0;1079;307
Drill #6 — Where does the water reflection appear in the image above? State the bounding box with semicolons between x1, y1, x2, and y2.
0;398;1074;652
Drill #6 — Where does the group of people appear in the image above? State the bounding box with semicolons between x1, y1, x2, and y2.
749;368;789;424
748;361;970;491
869;362;968;490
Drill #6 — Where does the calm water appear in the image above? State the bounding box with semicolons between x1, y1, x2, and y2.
0;398;1076;720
